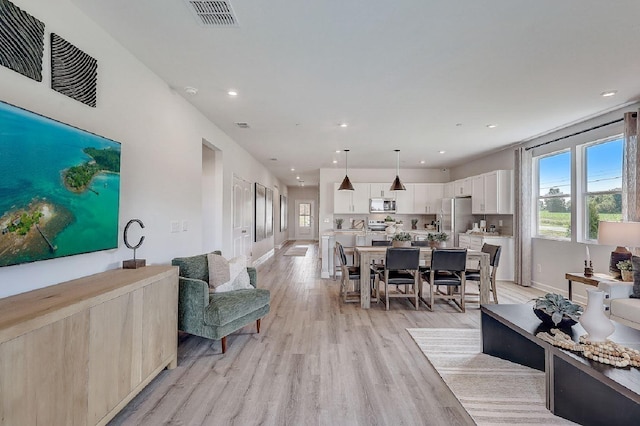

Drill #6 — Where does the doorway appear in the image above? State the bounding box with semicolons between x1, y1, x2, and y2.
295;199;315;240
202;142;222;252
232;174;252;259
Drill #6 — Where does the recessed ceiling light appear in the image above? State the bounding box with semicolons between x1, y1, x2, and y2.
486;124;497;129
339;123;348;128
439;150;446;154
184;86;198;95
228;90;238;96
335;150;341;153
296;176;300;180
290;168;295;172
601;90;617;97
419;160;426;164
332;160;338;164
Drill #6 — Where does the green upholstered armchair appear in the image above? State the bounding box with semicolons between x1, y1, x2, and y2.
171;251;270;353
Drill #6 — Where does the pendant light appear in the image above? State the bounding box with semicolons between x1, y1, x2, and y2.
390;149;406;191
338;149;354;191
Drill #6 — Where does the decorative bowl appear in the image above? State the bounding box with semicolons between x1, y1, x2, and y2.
533;307;577;328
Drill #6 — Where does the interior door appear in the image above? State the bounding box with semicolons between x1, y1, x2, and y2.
295;200;314;239
232;175;252;259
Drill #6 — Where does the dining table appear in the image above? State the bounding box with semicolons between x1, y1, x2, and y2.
354;246;492;309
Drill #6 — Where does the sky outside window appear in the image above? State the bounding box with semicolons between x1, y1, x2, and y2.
539;151;571;196
586;137;623;192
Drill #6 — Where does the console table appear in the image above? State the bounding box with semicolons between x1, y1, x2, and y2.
481;304;640;426
565;272;619;301
0;266;178;426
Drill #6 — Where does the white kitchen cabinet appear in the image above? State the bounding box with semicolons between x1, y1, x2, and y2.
369;183;396;199
471;175;486;214
458;234;471;249
414;183;444;214
334;182;369;213
471;170;513;214
352;183;370;213
394;183;415;214
453;178;472;197
443;182;455;199
458;234;514;281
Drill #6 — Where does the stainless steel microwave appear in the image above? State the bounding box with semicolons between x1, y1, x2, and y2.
370;198;396;213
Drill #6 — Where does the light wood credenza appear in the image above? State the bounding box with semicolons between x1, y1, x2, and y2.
0;265;179;426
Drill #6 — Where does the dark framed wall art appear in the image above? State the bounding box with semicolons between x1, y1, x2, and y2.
254;183;266;242
265;188;273;237
280;195;288;231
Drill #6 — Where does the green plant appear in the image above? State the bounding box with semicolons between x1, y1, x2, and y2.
427;232;448;242
334;218;343;227
384;215;394;222
617;259;633;271
411;219;418;226
392;232;412;241
533;293;583;326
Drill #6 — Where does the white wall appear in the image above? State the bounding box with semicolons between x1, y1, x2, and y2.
450;147;515;180
0;0;285;298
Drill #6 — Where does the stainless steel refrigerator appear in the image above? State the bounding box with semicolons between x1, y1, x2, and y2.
440;197;473;247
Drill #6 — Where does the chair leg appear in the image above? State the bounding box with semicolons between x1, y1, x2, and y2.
429;282;434;311
414;277;419;310
460;280;466;313
385;281;389;311
257;318;261;333
491;279;499;304
340;276;347;302
221;336;227;354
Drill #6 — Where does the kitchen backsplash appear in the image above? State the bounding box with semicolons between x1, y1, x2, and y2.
471;214;513;236
333;213;513;236
334;213;438;230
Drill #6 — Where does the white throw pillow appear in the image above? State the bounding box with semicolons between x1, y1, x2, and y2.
208;254;253;293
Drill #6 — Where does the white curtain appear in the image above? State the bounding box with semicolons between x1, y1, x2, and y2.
623;111;640;222
514;147;533;286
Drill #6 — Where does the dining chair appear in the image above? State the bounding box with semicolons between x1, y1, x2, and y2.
335;242;360;303
369;240;391;300
421;248;467;312
377;247;420;311
466;243;501;304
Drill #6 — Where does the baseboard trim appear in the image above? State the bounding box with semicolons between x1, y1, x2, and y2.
252;249;274;268
530;280;587;305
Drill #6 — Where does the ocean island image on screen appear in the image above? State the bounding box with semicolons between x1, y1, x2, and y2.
0;101;121;267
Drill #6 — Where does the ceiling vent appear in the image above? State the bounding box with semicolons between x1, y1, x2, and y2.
235;122;250;129
184;1;239;27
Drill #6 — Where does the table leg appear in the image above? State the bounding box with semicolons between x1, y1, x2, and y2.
359;252;371;309
567;279;572;301
479;254;490;305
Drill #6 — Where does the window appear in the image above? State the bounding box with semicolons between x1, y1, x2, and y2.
584;137;623;240
537;150;572;239
298;202;311;227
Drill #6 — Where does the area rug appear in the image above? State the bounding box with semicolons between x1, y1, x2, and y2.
284;245;308;256
407;328;576;425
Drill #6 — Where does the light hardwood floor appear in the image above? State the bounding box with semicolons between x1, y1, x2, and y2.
109;242;544;426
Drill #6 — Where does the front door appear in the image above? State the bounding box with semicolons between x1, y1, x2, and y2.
232;175;252;259
295;200;314;240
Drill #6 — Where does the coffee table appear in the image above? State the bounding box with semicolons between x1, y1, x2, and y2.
481;304;640;426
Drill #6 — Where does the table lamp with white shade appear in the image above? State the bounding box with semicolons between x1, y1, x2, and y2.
597;221;640;279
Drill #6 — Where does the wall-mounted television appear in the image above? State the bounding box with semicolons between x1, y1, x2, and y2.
0;100;121;267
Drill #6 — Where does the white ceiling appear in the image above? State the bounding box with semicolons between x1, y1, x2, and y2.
71;0;640;186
